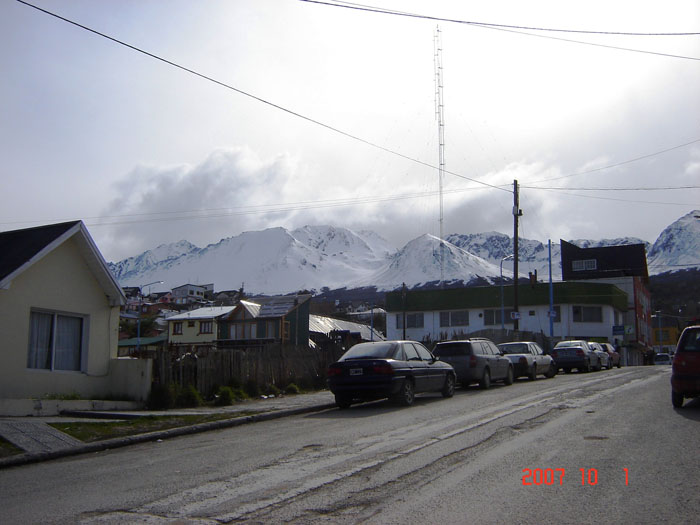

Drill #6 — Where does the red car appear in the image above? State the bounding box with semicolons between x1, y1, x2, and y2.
671;325;700;408
600;343;621;368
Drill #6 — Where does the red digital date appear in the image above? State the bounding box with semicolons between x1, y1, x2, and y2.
522;468;629;486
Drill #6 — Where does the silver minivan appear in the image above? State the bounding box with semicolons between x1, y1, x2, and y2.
433;338;514;389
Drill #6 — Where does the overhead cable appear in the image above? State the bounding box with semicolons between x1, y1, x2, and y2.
15;0;509;194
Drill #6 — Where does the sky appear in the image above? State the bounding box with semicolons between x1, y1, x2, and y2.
1;0;699;263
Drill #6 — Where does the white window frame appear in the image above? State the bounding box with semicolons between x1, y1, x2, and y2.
27;309;89;372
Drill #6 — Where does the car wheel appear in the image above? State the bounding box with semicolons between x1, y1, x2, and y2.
617;362;622;368
442;374;456;398
529;364;537;381
608;360;613;370
504;366;514;385
583;360;591;373
394;378;415;406
546;363;557;378
479;369;491;390
335;394;352;409
672;391;684;409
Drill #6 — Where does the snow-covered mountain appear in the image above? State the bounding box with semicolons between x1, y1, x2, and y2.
109;226;396;294
647;210;700;273
108;211;700;294
365;234;507;290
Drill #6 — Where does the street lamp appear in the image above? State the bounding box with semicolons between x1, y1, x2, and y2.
137;280;163;353
652;310;663;353
500;254;514;330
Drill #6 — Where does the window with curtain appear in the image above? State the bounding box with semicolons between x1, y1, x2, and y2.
28;310;85;371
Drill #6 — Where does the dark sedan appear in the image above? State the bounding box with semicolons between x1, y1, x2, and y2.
327;341;456;409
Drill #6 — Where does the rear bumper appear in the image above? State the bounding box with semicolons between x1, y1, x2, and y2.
553;357;587;370
328;377;403;399
671;374;700;397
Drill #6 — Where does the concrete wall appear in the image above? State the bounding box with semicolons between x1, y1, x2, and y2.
0;238;149;401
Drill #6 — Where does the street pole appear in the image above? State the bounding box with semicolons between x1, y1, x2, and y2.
513;180;522;332
402;282;407;340
549;240;554;350
500;254;513;331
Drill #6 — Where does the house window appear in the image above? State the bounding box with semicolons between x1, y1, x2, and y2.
572;305;603;323
572;259;597;272
396;313;424;329
27;310;85;371
483;309;513;326
440;310;469;327
199;321;213;334
173;322;183;335
552;305;561;323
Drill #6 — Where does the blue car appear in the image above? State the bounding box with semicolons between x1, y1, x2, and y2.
327;341;456;408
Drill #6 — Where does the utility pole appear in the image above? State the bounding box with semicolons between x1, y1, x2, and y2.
434;26;445;286
513;180;522;332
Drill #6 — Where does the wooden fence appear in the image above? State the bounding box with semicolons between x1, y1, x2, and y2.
152;343;345;396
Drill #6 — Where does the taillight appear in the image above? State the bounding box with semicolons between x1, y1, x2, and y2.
518;357;527;365
372;364;394;375
552;350;558;358
576;350;584;357
469;355;477;367
327;366;342;377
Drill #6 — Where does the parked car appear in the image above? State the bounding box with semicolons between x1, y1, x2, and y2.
433;338;513;389
671;326;700;408
552;340;601;373
589;342;610;370
327;341;456;409
654;353;672;365
497;341;557;380
600;342;621;368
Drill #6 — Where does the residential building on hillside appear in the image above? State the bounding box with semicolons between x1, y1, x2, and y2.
560;240;652;364
172;283;214;305
167;306;236;351
385;282;628;349
0;221;151;414
217;294;312;347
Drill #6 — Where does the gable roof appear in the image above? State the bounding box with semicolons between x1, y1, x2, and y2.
166;306;236;321
309;314;385;341
0;221;125;306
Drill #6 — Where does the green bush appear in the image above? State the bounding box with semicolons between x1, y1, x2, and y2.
147;383;176;410
215;386;234;406
266;384;281;397
285;383;300;395
176;384;203;408
231;387;247;401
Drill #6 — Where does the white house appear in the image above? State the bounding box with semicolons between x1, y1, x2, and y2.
0;221;152;415
384;282;628;347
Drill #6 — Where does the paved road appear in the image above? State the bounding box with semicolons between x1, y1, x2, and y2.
0;366;696;524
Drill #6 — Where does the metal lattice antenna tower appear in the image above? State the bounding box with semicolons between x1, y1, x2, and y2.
434;26;445;285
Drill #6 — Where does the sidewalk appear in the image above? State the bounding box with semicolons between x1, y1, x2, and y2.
0;391;336;469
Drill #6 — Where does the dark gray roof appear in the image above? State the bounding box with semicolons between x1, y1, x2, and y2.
0;221;80;282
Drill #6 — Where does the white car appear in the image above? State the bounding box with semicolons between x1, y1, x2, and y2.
654;353;672;365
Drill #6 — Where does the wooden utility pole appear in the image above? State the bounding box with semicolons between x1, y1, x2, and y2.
513;180;522;332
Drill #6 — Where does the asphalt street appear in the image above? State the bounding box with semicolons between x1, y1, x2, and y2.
0;365;696;524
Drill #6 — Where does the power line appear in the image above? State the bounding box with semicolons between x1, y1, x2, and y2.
524;138;700;185
522;185;700;191
300;0;700;61
15;0;509;194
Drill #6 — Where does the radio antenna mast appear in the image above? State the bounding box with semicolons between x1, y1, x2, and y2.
434;26;445;285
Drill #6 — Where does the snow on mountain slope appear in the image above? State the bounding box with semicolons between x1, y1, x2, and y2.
114;225;394;294
365;234;506;291
647;210;700;273
108;211;700;294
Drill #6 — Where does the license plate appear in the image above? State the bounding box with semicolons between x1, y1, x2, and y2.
350;368;363;376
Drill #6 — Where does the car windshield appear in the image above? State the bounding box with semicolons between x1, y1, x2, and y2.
433;342;471;357
499;343;528;354
339;342;396;360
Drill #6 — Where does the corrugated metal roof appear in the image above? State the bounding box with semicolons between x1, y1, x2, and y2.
309;314;385;341
166;306;236;321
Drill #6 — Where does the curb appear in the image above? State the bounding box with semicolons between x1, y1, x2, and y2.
0;402;336;469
